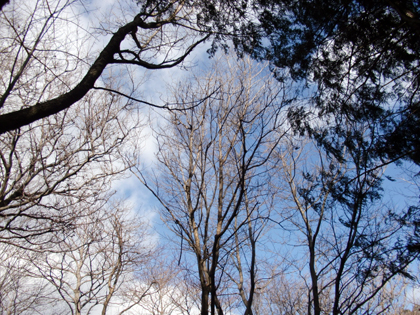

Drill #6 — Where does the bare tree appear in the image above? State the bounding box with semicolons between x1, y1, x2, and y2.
0;243;60;315
132;254;203;315
254;272;308;315
135;54;291;315
28;200;155;315
0;0;207;132
0;83;138;247
272;129;417;315
0;0;270;133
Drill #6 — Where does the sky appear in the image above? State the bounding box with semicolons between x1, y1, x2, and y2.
81;0;420;308
2;0;420;313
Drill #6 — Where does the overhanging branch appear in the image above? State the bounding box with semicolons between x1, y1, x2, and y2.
0;13;210;134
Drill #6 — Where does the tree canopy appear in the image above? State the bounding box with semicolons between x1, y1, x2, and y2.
1;0;418;166
1;1;420;314
249;0;420;164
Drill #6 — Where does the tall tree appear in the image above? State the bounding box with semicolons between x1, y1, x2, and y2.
272;128;417;315
136;55;290;315
245;0;420;264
